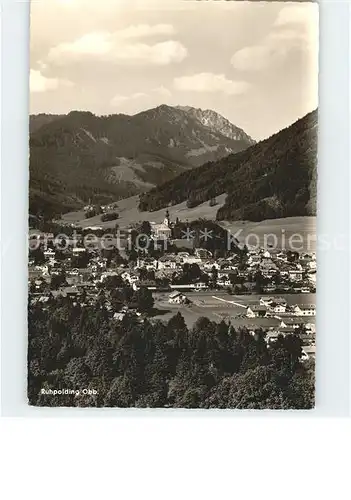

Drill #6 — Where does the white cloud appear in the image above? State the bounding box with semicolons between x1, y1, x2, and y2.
231;5;318;72
30;69;73;93
173;73;250;95
110;95;129;106
231;46;277;72
274;4;318;28
110;92;147;107
120;0;196;12
49;33;112;57
152;86;172;98
53;0;196;12
119;40;187;65
132;92;147;99
117;24;176;39
47;26;187;66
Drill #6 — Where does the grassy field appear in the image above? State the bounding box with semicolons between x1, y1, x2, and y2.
153;291;316;329
60;194;227;228
61;194;316;251
220;217;316;253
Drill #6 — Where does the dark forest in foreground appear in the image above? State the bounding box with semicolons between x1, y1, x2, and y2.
28;300;314;409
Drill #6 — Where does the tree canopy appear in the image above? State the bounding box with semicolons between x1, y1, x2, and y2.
28;301;314;409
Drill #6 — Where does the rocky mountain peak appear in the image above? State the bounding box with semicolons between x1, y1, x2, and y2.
176;105;255;144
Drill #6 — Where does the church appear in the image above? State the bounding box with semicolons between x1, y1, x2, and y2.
151;210;172;240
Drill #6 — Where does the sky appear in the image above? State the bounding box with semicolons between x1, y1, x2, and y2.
30;0;319;141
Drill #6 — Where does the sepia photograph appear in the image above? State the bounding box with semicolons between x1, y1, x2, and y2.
28;0;318;409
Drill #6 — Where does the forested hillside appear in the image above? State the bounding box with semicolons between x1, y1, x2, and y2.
139;110;317;222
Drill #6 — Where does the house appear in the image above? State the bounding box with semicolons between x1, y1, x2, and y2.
269;302;287;314
113;312;126;321
43;266;51;276
300;259;317;271
265;330;284;344
279;268;290;278
220;263;237;273
121;271;139;285
305;322;316;334
289;269;304;281
32;278;47;292
246;305;268;318
301;345;316;361
260;297;275;307
85;226;103;231
260;259;278;276
72;247;87;255
217;270;231;279
266;298;287;313
168;291;187;304
203;261;220;271
275;251;288;261
194;248;212;260
217;278;231;288
260;297;287;310
77;282;97;292
181;255;202;265
43;249;56;260
100;271;120;282
293;304;316;316
136;257;158;270
158;256;178;270
30;295;50;306
300;253;315;261
280;319;302;329
177;252;190;259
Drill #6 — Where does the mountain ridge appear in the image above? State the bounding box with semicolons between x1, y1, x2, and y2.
175;105;255;143
29;105;254;216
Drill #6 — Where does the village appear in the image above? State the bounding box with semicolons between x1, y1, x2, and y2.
28;209;316;361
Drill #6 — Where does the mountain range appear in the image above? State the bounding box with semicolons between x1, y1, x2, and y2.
139;110;317;222
29;106;254;217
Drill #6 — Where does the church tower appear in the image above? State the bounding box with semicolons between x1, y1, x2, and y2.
163;209;170;227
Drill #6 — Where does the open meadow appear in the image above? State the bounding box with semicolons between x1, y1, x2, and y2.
61;194;316;251
152;291;316;329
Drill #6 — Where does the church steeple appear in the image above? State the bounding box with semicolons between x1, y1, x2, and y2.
164;209;170;227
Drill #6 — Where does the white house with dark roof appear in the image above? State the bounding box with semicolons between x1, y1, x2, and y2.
269;301;287;314
43;249;56;259
136;257;158;270
260;297;275;307
168;291;187;304
293;304;316;316
289;269;304;281
246;305;268;318
280;319;303;329
158;255;178;270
